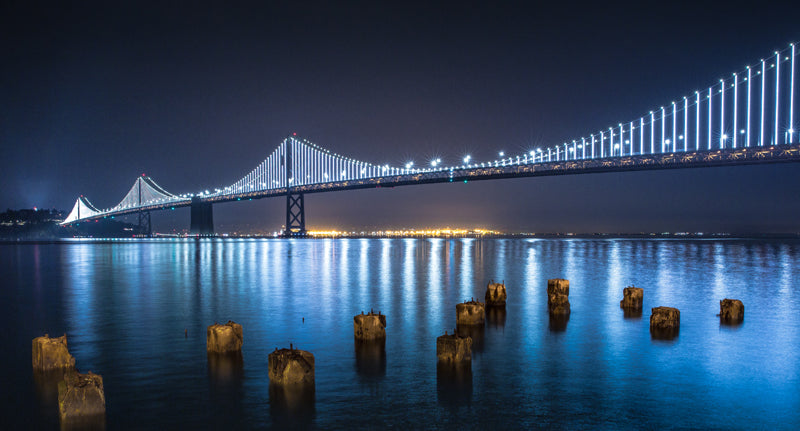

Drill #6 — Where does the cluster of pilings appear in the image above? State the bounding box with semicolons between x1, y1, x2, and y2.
433;281;507;405
203;320;316;388
437;282;508;364
205;320;317;426
615;284;744;340
33;320;319;427
31;334;105;428
33;284;745;422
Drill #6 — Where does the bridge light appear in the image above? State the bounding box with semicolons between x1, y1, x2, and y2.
722;134;728;140
665;139;671;145
463;155;471;163
498;151;504;157
529;151;535;156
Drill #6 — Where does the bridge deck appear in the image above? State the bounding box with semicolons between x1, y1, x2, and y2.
72;143;800;223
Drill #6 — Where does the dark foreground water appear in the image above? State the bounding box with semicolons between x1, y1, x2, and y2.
2;238;799;429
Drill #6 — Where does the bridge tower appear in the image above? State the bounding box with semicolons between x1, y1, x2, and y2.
190;197;214;236
283;135;307;237
136;177;152;237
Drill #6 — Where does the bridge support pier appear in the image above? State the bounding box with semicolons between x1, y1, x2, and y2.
137;210;152;237
283;192;307;237
190;197;214;236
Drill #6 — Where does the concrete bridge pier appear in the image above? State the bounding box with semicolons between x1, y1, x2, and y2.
190;197;214;236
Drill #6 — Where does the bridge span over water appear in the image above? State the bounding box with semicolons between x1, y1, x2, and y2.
63;42;800;236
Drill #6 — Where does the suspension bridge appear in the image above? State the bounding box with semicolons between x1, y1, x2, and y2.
63;42;800;236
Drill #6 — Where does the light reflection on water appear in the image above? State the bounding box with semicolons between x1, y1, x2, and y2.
2;238;799;429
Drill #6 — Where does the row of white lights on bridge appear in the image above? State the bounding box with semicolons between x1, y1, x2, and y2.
193;42;797;199
408;43;797;170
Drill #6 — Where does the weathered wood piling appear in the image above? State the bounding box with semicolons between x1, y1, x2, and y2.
650;306;680;339
485;281;507;306
268;346;315;385
719;299;744;323
206;321;243;353
57;370;106;424
436;330;472;363
620;286;643;310
32;334;75;371
456;299;485;325
547;279;570;315
354;310;386;340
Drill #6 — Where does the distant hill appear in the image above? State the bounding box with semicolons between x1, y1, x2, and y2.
0;208;144;240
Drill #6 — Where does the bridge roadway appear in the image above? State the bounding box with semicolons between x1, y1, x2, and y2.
76;143;800;224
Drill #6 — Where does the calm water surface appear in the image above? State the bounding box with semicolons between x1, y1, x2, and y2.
2;238;799;429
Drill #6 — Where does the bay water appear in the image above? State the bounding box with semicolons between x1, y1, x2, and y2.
2;238;799;429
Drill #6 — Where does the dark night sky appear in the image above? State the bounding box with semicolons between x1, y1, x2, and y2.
2;1;799;233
